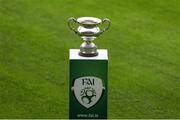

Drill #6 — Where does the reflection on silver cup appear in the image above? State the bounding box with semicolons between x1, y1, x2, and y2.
68;17;110;57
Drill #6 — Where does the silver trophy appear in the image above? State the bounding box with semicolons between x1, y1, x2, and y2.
68;17;110;57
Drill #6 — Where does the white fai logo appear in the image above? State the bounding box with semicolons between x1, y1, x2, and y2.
72;76;105;108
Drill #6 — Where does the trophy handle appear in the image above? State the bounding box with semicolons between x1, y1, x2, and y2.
100;18;110;34
68;17;78;34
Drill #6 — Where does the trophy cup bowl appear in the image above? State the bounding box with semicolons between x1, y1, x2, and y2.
68;17;110;57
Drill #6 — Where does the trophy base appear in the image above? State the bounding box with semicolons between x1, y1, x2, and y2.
79;41;98;57
79;52;98;57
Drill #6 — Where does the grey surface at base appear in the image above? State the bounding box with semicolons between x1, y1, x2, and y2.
70;49;108;60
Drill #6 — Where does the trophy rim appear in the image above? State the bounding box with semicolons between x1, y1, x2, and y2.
77;17;102;25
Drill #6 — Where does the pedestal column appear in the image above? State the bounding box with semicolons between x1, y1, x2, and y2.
69;49;108;119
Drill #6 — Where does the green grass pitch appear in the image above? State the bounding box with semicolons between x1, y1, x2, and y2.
0;0;180;118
